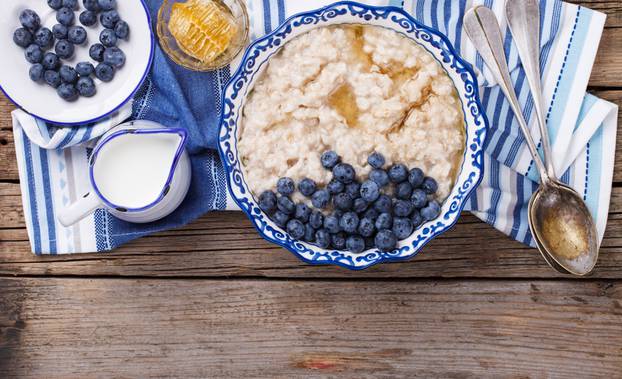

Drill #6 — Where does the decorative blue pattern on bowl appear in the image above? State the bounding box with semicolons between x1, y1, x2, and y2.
217;1;488;270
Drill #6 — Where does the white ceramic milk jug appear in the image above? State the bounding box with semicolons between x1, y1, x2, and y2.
58;120;192;226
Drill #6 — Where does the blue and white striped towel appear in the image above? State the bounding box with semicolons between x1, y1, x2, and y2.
11;0;618;254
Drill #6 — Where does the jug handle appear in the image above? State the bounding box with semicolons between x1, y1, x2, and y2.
58;191;102;227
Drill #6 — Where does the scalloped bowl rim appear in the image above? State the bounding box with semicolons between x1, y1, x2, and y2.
217;1;488;270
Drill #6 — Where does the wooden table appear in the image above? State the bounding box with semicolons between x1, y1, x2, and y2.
1;1;622;377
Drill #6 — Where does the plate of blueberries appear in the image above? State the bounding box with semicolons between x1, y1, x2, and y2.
1;0;154;125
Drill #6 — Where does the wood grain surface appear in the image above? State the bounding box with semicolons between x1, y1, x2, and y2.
1;278;621;378
1;1;622;377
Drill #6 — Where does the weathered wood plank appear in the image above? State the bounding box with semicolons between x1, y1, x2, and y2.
591;28;622;88
1;182;621;279
0;277;620;378
567;0;622;27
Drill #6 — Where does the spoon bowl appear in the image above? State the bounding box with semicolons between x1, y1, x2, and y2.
529;180;599;276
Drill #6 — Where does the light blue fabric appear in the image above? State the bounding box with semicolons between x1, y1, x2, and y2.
11;0;618;254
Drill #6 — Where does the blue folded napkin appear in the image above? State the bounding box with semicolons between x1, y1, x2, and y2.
12;0;618;254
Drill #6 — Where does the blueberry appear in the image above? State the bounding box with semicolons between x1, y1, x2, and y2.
320;150;340;169
360;180;380;203
97;0;116;11
298;178;316;197
114;20;130;40
315;229;331;249
20;9;40;30
364;237;376;250
311;189;330;209
68;26;87;44
394;200;413;217
353;198;368;214
29;64;45;82
44;70;61;88
421;200;441;221
100;28;117;47
295;203;311;223
411;210;424;228
331;232;346;250
76;61;95;77
309;210;324;229
100;10;120;29
408;168;424;188
48;0;63;10
56;7;75;26
258;190;277;214
95;63;115;82
89;43;105;61
411;189;428;209
327;178;344;195
373;194;392;213
63;0;78;8
388;164;408;183
52;24;68;40
346;235;365;254
78;11;97;27
59;65;78;84
422;177;438;195
272;210;290;228
277;196;295;215
375;229;398;252
358;217;375;237
394;182;413;200
339;212;359;234
369;168;389;187
55;40;75;59
345;182;361;198
84;0;101;11
333;193;353;211
276;177;295;196
57;83;78;101
323;213;341;234
25;44;43;64
286;219;305;240
375;212;393;230
42;53;60;71
332;163;355;184
76;76;96;97
367;152;385;169
392;217;413;240
363;208;379;221
332;209;344;218
304;224;316;242
13;28;33;48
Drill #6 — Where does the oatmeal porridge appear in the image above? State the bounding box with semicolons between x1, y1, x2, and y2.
238;25;465;203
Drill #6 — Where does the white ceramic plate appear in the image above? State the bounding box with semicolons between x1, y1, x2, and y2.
0;0;154;125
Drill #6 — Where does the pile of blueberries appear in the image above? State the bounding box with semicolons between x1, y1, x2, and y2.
257;151;442;253
12;0;129;102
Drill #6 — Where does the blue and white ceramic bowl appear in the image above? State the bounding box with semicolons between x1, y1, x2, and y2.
218;1;488;270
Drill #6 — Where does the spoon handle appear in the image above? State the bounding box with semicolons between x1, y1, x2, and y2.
505;0;557;180
464;6;550;184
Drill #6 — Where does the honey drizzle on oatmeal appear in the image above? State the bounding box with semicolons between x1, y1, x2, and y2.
349;25;373;70
328;83;359;128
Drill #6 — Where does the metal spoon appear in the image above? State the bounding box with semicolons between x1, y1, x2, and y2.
464;5;599;276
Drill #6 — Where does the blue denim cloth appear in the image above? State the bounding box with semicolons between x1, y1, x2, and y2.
93;0;230;249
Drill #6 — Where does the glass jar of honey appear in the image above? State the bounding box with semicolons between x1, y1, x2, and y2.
156;0;249;71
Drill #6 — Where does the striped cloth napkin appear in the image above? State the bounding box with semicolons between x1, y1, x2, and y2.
11;0;618;254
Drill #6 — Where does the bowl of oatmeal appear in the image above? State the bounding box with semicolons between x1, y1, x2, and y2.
218;1;488;269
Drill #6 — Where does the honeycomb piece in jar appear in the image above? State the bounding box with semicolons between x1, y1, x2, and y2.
168;0;238;63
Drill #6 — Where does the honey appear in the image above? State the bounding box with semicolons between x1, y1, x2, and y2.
328;83;359;128
168;0;238;64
